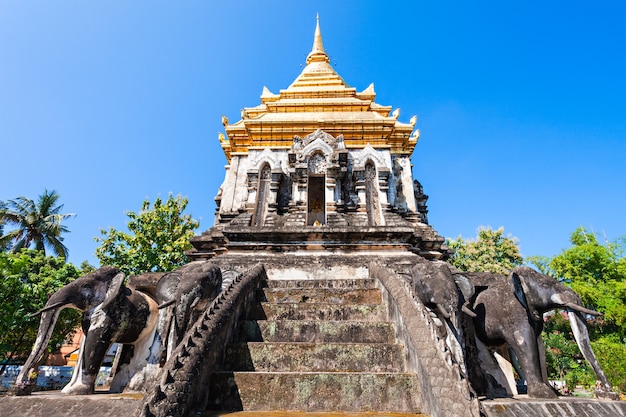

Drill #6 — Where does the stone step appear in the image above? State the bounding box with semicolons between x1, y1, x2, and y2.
235;320;396;343
257;287;382;304
207;372;421;413
246;302;387;321
220;342;405;372
266;279;377;290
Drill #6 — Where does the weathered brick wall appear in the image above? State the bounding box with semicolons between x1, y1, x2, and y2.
371;262;481;417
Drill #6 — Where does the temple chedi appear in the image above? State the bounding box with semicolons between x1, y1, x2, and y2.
6;17;624;417
170;18;481;417
189;16;447;260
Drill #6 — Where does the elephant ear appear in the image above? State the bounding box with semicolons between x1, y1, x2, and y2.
512;271;529;309
102;272;126;309
453;273;474;300
156;271;181;308
512;270;541;322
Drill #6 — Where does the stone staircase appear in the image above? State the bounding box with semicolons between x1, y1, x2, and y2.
206;276;423;414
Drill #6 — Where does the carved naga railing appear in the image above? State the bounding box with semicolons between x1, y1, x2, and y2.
136;263;267;417
369;262;480;417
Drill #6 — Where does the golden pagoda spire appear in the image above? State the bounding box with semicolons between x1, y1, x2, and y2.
220;16;420;161
306;14;330;65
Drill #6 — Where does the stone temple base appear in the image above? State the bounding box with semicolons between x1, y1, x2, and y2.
480;396;626;417
2;390;625;417
0;391;141;417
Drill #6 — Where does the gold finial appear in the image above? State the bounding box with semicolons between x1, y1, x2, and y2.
312;13;324;53
306;14;330;65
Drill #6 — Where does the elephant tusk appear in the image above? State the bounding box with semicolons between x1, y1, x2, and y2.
29;302;66;318
158;299;176;309
436;304;451;319
564;302;602;317
462;304;477;318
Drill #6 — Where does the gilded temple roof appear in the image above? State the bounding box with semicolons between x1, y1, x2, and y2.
219;16;419;162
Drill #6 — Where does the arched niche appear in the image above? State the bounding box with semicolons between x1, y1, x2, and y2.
307;152;326;226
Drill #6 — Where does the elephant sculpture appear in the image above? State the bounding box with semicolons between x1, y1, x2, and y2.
113;262;222;392
12;266;159;395
412;260;476;374
461;266;618;400
12;262;222;396
154;261;222;360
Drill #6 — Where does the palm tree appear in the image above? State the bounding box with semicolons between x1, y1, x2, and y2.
0;190;75;259
0;200;7;252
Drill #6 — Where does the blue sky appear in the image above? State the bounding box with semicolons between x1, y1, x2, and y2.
1;1;625;266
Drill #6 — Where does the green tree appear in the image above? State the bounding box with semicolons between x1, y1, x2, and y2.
530;227;626;392
0;250;83;376
447;226;523;273
0;190;75;259
95;194;199;275
590;337;626;392
530;227;626;339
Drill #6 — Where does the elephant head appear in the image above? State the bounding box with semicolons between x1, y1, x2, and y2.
155;261;222;353
11;266;122;395
412;260;476;321
511;266;599;321
412;260;476;375
511;266;617;399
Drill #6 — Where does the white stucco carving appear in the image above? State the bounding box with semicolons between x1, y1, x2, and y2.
351;144;390;171
249;147;285;173
302;137;334;159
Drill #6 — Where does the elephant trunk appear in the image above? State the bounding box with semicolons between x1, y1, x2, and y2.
12;308;63;394
567;309;615;396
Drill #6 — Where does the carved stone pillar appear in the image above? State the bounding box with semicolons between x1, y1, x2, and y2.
377;168;391;210
364;163;383;225
325;177;337;213
268;170;282;213
246;170;259;214
354;169;366;212
290;167;308;213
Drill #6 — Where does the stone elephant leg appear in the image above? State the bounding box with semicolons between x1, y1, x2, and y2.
110;298;159;392
62;336;87;394
474;339;517;397
62;308;116;395
504;324;556;399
